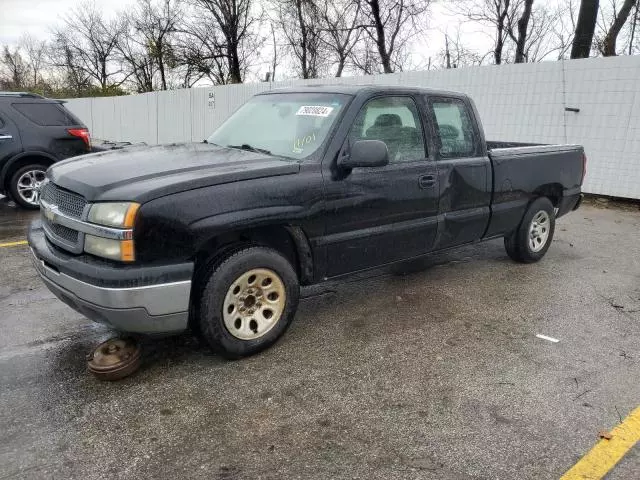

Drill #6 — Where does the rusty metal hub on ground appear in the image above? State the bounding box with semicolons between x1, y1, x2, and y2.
87;337;142;381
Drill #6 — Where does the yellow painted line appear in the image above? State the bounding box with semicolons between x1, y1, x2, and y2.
561;405;640;479
0;240;28;248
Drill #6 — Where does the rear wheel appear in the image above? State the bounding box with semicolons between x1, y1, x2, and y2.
197;246;299;359
9;164;48;209
504;197;555;263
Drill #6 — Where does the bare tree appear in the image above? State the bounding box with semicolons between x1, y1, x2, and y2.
571;0;600;58
510;0;534;62
451;0;519;65
501;1;560;62
349;33;380;74
51;2;127;92
525;6;564;60
438;30;486;68
0;46;29;90
360;0;430;73
127;0;181;90
274;0;326;79
549;0;578;59
117;18;157;92
189;0;259;84
599;0;637;55
19;35;48;88
268;21;278;81
176;12;237;85
319;0;363;77
629;0;640;53
49;34;94;96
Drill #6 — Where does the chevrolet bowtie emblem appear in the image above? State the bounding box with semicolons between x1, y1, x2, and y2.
44;204;58;222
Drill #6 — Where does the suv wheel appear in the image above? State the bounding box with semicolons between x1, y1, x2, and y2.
9;164;47;209
504;197;556;263
197;246;300;359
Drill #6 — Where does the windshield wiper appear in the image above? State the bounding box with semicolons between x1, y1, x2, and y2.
227;144;272;155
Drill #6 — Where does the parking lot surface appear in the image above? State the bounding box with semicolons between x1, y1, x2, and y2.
1;197;639;479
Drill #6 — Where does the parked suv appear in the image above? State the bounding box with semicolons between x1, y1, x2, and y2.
0;92;91;208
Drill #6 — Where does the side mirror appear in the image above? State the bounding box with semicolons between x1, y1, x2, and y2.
339;140;389;169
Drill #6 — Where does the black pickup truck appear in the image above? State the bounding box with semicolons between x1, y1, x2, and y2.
28;86;585;358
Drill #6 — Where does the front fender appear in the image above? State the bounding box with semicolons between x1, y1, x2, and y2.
189;205;307;251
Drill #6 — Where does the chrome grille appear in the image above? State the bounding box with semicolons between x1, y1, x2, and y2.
47;222;79;244
41;182;86;219
40;181;86;253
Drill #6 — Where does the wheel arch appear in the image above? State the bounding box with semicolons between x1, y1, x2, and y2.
193;224;314;286
532;183;564;207
1;151;56;194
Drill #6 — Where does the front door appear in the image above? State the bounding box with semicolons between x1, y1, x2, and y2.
321;95;440;277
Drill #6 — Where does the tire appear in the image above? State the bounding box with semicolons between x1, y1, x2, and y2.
9;163;48;209
197;246;300;359
504;197;556;263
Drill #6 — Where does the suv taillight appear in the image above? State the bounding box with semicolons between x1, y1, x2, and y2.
68;128;91;150
581;152;587;185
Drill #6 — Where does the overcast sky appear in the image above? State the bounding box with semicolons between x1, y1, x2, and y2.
0;0;497;65
0;0;580;80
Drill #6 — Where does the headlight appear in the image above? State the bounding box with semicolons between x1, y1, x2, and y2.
88;202;140;228
85;235;135;262
85;202;139;261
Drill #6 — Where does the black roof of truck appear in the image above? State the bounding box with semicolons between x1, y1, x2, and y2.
264;85;469;98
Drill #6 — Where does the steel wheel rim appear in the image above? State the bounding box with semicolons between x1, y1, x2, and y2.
222;268;286;340
16;169;46;206
529;210;550;252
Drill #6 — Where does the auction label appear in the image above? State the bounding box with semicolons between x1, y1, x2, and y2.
296;106;334;117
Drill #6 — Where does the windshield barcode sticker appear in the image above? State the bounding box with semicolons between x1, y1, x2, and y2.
296;106;334;117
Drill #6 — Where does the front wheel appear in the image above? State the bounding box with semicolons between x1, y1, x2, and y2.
9;164;48;209
197;246;300;359
504;197;556;263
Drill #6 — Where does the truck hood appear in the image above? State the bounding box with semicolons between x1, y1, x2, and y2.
48;143;300;202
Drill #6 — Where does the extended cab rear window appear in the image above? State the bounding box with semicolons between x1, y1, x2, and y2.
12;102;80;126
429;97;478;158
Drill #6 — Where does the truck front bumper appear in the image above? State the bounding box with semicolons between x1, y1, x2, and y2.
28;220;193;334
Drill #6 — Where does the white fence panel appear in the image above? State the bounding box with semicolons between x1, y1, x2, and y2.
89;97;119;142
65;98;93;132
116;92;158;145
564;56;640;197
157;89;191;144
190;87;216;142
64;56;640;199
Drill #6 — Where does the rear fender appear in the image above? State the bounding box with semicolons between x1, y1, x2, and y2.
1;151;57;193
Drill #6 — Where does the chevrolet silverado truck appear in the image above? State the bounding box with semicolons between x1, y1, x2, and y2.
28;86;585;358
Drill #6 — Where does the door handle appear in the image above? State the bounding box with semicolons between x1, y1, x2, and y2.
0;134;13;140
418;174;436;188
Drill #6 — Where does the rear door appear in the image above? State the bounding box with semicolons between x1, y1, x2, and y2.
425;96;491;249
321;95;440;277
10;100;89;159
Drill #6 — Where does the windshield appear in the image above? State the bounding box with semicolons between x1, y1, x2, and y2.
207;93;350;160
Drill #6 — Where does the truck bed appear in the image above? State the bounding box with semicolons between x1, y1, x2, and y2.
483;141;585;239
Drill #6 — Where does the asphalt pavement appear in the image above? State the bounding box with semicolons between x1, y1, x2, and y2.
1;196;639;479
